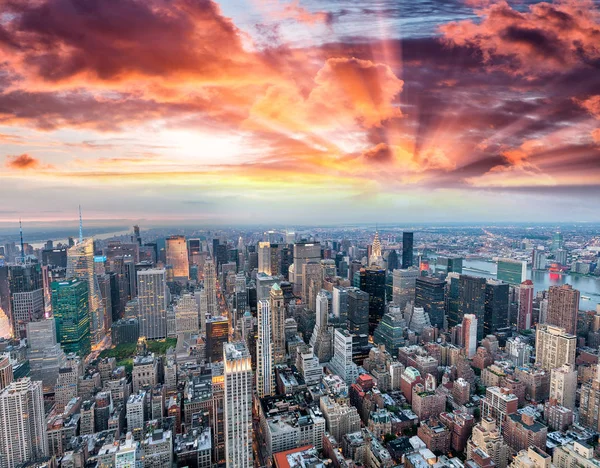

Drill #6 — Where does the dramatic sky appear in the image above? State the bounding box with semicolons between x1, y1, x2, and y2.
1;0;599;225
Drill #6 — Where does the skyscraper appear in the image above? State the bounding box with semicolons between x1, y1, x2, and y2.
206;317;229;362
6;264;44;339
386;249;399;271
270;284;286;364
392;268;419;309
203;261;218;317
224;342;253;468
26;318;65;394
165;235;189;282
309;290;333;362
552;232;564;251
415;276;445;329
484;279;509;336
67;238;105;346
292;242;321;295
446;273;461;328
256;300;274;398
549;364;577;410
459;275;486;340
547;284;579;335
51;279;91;357
347;288;369;336
358;267;386;334
402;232;414;269
517;280;534;331
463;314;478;358
0;378;48;468
496;259;527;285
137;269;168;339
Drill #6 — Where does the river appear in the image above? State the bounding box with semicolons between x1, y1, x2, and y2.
462;259;600;310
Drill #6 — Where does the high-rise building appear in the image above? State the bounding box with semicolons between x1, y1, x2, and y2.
392;268;419;309
6;264;44;339
435;256;463;275
535;324;576;371
480;386;518;431
546;284;579;335
415;276;445;329
329;329;359;385
26;318;65;394
0;378;48;468
165;235;189;281
347;287;369;336
552;232;564;251
292;242;321;295
445;273;461;328
497;259;527;285
463;314;478;359
358;267;386;334
174;293;199;334
549;364;577;410
203;261;218;317
67;238;105;346
137;269;168;339
402;232;414;269
373;304;406;355
0;355;13;391
532;247;547;271
206;317;229;362
386;249;399;271
459;275;486;340
256;300;274;398
332;287;349;324
52;279;91;357
269;284;286;364
518;280;534;331
484;279;509;336
309;290;333;362
224;342;253;468
580;365;600;432
467;418;509;468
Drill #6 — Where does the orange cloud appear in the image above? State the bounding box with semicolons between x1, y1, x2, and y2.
502;139;544;165
280;1;333;25
440;0;600;76
5;154;41;170
579;95;600;118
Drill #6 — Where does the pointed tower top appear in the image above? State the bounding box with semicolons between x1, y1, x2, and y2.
19;218;25;263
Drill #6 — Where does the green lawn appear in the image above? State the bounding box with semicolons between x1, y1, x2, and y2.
99;338;177;362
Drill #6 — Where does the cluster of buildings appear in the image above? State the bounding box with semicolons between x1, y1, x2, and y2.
0;224;598;468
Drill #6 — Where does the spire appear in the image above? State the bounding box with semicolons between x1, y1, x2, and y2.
78;205;83;243
19;218;25;263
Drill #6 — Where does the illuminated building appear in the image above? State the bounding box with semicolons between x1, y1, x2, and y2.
206;316;229;362
165;235;189;281
224;342;253;468
51;279;91;357
462;314;477;359
256;299;274;397
270;284;286;364
67;237;105;346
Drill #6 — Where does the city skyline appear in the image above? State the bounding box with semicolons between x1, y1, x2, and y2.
1;0;600;223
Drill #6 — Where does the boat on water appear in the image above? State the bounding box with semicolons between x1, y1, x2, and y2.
582;296;591;300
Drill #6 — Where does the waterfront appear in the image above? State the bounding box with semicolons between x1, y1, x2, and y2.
463;259;600;310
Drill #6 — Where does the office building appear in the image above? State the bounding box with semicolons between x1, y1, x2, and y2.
6;263;44;339
0;378;48;468
309;290;333;362
373;304;406;355
347;287;369;336
459;275;486;340
484;279;509;336
224;342;253;468
52;279;91;357
357;267;386;334
402;232;413;269
497;259;527;285
392;268;419;310
445;273;461;328
166;235;189;281
319;396;361;443
547;284;579;335
26;318;65;393
415;276;445;329
203;261;218;317
174;293;199;334
532;247;547;271
67;238;105;346
535;324;576;371
137;269;168;339
206;317;229;362
296;344;323;385
292;242;321;295
518;280;534;331
329;329;359;385
270;284;286;364
463;314;478;359
0;355;13;391
257;300;274;397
